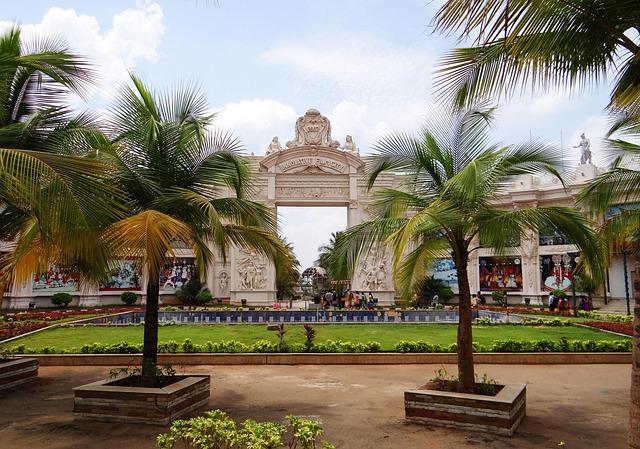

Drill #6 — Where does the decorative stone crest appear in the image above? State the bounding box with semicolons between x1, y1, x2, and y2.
286;109;340;149
236;249;267;290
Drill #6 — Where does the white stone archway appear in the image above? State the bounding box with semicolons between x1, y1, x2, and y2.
217;108;396;305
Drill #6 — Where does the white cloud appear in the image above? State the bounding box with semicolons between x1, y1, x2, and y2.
0;1;165;93
260;35;434;152
213;99;298;154
262;36;433;95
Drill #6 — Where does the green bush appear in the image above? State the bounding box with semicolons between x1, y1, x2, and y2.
156;410;333;449
194;289;212;306
51;292;73;308
175;278;209;305
490;291;505;304
439;286;455;302
120;292;139;305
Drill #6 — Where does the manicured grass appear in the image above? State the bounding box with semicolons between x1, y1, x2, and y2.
1;323;626;352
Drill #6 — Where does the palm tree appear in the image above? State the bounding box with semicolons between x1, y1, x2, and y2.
100;75;286;386
430;2;639;442
316;231;347;280
0;26;122;308
334;106;602;392
275;237;300;301
578;120;640;447
432;0;640;113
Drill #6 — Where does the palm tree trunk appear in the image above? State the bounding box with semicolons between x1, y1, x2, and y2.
141;273;160;387
454;246;475;393
629;256;640;449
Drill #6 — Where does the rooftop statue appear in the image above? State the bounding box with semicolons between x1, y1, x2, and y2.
574;133;592;165
286;108;340;149
343;135;359;155
266;136;282;155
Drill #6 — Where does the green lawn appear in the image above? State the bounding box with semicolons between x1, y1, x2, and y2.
1;323;626;352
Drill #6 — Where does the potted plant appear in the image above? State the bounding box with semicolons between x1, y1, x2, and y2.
405;368;526;436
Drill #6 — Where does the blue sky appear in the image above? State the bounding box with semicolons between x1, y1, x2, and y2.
1;0;615;268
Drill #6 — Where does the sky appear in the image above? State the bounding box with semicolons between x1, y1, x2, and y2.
1;0;617;268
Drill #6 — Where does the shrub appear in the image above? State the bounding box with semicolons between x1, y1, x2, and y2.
439;287;455;302
156;410;333;449
120;292;139;305
175;278;205;305
194;289;212;306
51;292;73;308
490;291;505;304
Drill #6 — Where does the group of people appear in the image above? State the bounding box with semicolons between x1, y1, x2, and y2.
317;290;378;309
548;292;593;312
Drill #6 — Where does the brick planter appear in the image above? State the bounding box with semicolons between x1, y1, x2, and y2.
405;383;526;436
0;358;38;391
73;374;210;425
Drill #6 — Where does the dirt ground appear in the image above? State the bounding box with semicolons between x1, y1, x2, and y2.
0;364;630;449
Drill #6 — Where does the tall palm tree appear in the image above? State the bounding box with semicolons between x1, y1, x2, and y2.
101;75;286;386
334;106;602;392
316;231;347;280
275;237;300;301
0;26;122;308
432;0;640;113
430;2;639;442
578;119;640;448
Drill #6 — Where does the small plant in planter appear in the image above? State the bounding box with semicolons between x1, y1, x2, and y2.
120;291;139;305
302;323;315;351
51;292;72;309
275;323;288;352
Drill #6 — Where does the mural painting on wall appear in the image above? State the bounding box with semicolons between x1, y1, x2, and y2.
32;265;79;292
479;257;523;291
540;253;579;292
429;258;459;293
100;260;142;291
160;258;197;291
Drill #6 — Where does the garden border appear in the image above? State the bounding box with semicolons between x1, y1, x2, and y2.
27;352;630;366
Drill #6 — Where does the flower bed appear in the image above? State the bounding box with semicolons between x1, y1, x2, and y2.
0;322;49;340
0;307;141;341
582;321;633;336
0;307;141;323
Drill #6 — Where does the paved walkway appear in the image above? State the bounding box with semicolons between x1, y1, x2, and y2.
0;364;631;449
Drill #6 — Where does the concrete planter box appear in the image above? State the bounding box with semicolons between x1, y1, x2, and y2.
405;383;526;436
73;374;210;425
0;358;38;391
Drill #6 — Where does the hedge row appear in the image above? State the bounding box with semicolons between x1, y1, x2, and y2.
2;337;631;355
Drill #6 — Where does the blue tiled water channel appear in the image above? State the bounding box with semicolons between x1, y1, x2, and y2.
80;309;522;325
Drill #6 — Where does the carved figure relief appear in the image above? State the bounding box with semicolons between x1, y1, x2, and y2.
356;250;388;291
237;249;267;290
218;271;228;293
